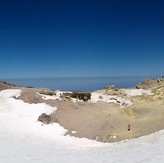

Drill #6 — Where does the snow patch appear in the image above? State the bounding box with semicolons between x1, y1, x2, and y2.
1;90;164;162
0;89;21;98
91;92;133;107
71;131;77;134
123;89;153;96
37;90;63;100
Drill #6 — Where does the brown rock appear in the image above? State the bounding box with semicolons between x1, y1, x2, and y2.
38;113;57;124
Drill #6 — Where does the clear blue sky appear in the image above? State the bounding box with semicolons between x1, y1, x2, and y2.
0;0;164;78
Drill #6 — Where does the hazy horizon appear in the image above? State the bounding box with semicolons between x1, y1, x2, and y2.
2;75;162;92
1;74;163;80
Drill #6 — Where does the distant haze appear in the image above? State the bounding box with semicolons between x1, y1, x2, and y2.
4;76;161;91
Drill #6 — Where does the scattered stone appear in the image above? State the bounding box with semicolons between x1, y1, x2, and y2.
116;100;121;104
110;97;117;101
99;95;103;99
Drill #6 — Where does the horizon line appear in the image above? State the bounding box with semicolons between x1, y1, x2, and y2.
1;75;163;80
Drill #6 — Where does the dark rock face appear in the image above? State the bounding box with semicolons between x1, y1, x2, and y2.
38;113;56;124
63;92;91;101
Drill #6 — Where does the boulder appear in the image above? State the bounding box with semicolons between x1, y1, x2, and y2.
38;113;55;124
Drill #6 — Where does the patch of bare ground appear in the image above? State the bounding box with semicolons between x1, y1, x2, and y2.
13;78;164;143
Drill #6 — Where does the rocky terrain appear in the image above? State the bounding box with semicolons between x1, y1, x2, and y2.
0;81;16;91
0;77;164;143
136;77;164;89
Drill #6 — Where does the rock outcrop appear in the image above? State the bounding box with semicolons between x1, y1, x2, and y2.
0;81;16;91
38;88;56;96
63;92;91;101
104;85;118;91
103;85;126;97
136;77;164;90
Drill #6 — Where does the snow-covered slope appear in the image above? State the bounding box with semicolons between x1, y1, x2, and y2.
0;89;164;163
0;89;103;147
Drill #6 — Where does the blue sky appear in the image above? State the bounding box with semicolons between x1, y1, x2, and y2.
0;0;164;78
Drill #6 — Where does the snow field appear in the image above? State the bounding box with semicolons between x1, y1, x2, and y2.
0;89;164;163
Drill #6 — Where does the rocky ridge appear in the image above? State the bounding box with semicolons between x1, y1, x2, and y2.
136;77;164;89
0;77;164;143
0;81;16;91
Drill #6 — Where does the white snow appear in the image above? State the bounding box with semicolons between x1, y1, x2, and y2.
0;89;103;147
37;90;63;100
91;92;133;107
37;92;60;100
1;89;164;163
123;88;153;96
